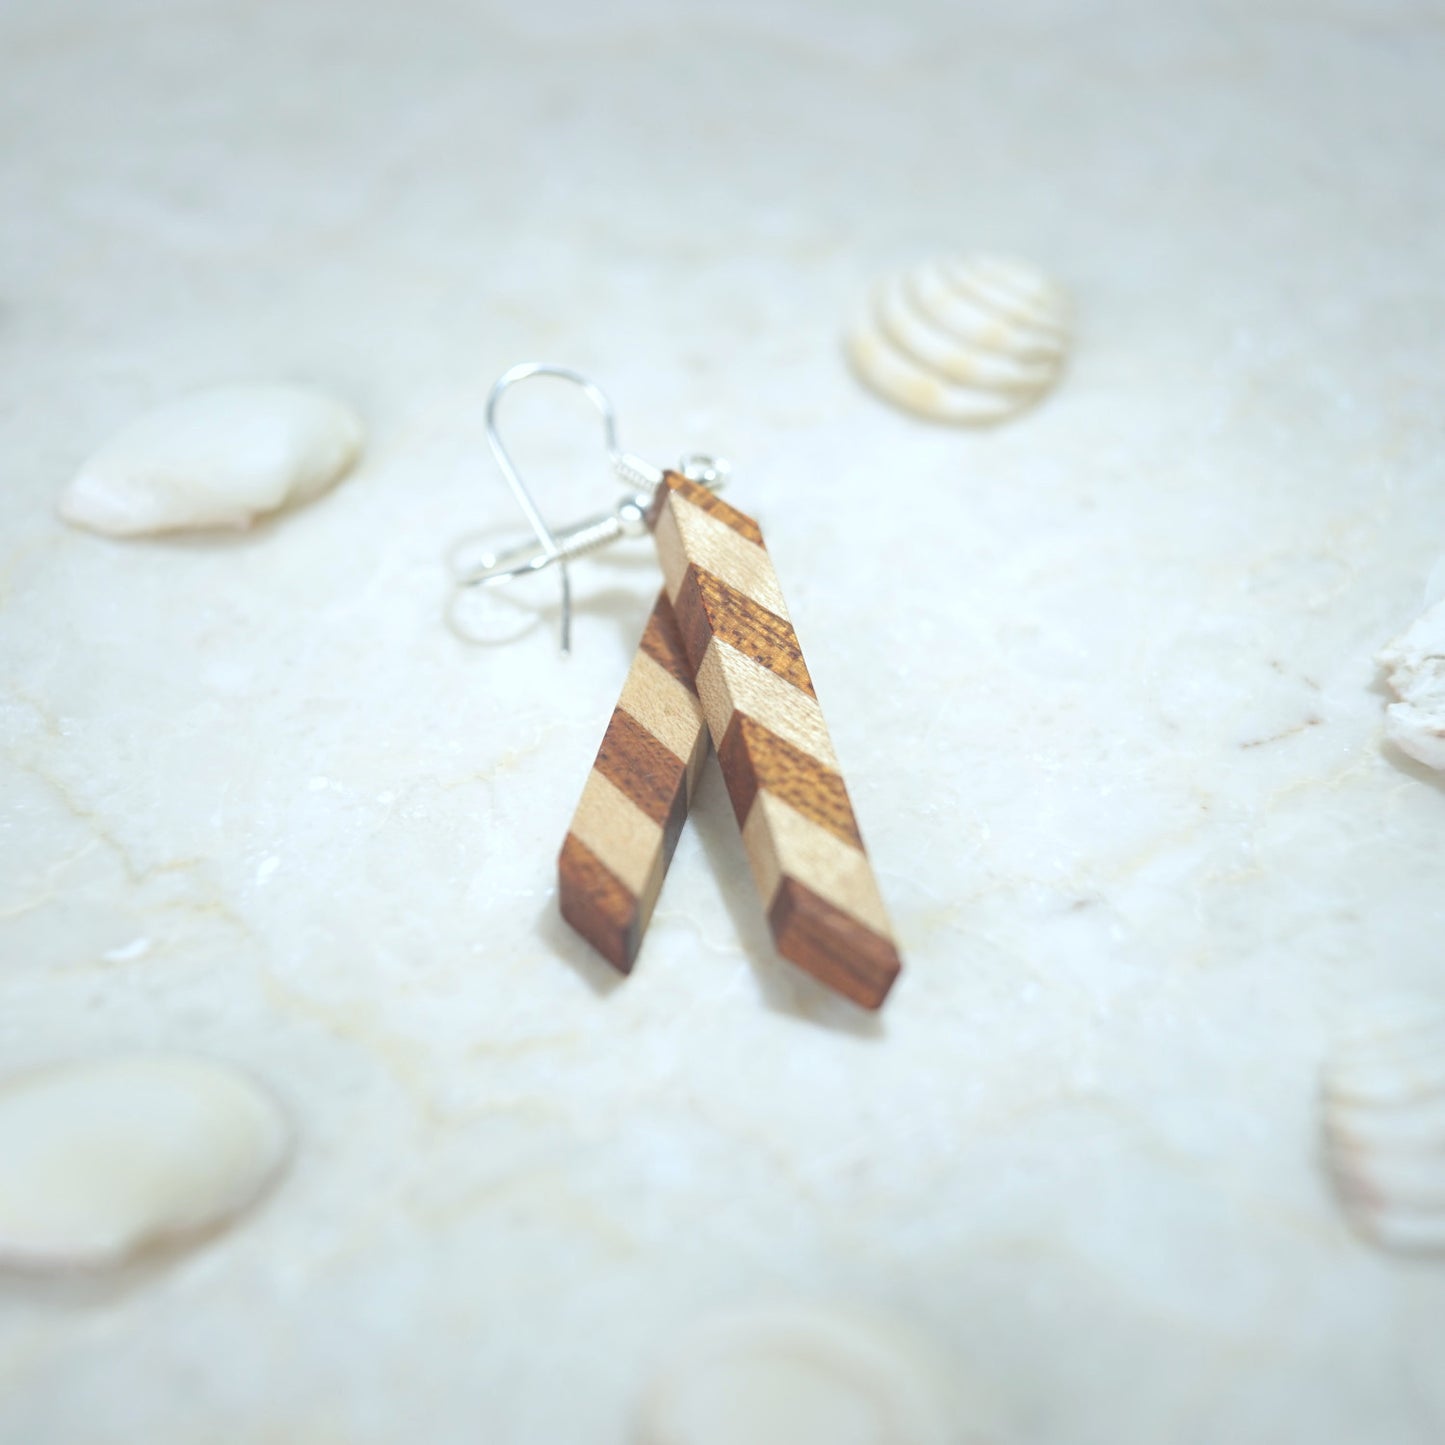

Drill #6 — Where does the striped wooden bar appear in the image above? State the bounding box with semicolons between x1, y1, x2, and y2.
647;471;903;1009
558;591;710;972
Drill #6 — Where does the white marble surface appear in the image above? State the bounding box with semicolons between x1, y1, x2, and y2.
3;0;1444;1440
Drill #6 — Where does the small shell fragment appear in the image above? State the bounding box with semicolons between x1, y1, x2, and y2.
1321;1002;1445;1255
1378;598;1445;770
0;1054;292;1270
637;1304;956;1445
60;384;363;536
847;253;1070;425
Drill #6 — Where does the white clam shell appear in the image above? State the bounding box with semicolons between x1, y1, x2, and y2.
0;1054;292;1270
1321;1003;1445;1255
637;1304;956;1445
847;253;1070;424
1377;597;1445;770
59;384;364;536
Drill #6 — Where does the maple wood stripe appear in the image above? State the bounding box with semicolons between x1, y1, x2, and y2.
740;790;893;941
569;770;663;898
618;651;706;765
637;591;698;693
695;637;839;769
653;497;696;610
660;470;765;546
558;590;711;978
660;491;790;619
558;832;643;973
768;876;902;1011
717;711;863;848
594;705;690;828
673;564;814;698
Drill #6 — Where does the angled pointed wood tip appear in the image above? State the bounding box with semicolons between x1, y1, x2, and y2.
558;590;709;973
652;470;904;1010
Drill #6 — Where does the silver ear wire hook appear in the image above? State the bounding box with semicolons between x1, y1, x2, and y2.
459;362;729;653
480;362;653;654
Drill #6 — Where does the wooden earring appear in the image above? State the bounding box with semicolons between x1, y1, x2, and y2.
464;363;903;1010
558;591;709;972
648;472;901;1009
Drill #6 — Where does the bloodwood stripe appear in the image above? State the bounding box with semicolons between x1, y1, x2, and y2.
650;471;903;1009
638;598;698;689
717;711;862;849
558;832;640;973
673;564;815;697
650;473;765;546
557;591;708;974
595;707;690;847
768;876;902;1011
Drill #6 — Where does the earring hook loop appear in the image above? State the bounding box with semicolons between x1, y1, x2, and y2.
470;363;726;654
485;362;631;654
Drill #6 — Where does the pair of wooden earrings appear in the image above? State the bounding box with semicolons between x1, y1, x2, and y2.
463;365;902;1010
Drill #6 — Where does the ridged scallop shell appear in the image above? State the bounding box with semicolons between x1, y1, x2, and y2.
637;1304;957;1445
847;253;1071;424
1377;596;1445;770
0;1054;292;1270
1321;1003;1445;1255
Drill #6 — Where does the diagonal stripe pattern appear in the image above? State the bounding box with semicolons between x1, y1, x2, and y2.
558;591;710;972
648;471;903;1009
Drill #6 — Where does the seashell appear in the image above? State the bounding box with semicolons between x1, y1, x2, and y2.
59;384;363;536
1321;1002;1445;1255
636;1303;956;1445
1377;597;1445;770
0;1054;292;1270
847;253;1071;424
